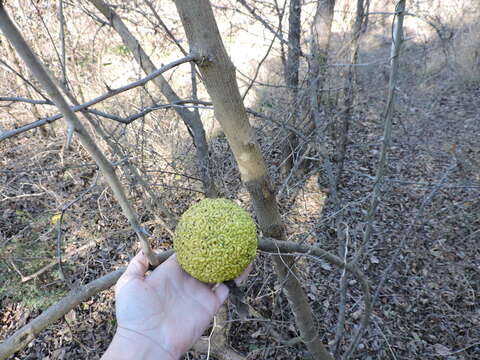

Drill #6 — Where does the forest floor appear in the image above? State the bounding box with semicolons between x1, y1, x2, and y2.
1;6;480;360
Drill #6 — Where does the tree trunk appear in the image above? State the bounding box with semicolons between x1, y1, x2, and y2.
282;0;302;177
334;0;366;186
172;1;333;359
309;0;335;133
286;0;301;96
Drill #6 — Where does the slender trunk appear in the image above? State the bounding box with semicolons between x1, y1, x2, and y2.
282;0;302;177
335;0;366;186
89;0;217;197
330;1;366;353
173;1;333;359
306;0;336;178
356;0;406;263
309;0;335;134
286;0;301;94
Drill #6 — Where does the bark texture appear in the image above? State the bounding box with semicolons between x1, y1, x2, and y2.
173;1;334;358
311;0;335;72
286;0;301;95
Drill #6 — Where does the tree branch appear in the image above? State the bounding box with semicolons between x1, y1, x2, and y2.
1;96;309;147
0;54;198;142
236;0;289;49
353;0;406;264
0;96;52;105
0;4;160;265
343;3;406;358
0;58;49;100
0;237;371;360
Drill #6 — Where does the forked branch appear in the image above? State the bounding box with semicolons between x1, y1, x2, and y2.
88;0;217;197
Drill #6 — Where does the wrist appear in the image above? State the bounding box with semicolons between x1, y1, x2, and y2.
102;328;180;360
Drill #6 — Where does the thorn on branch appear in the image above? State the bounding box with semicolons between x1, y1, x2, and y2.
64;124;75;150
194;54;213;67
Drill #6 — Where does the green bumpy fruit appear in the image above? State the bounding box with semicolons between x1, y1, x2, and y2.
174;198;257;283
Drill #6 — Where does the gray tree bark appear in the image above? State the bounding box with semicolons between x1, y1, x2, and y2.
172;1;334;359
286;0;301;95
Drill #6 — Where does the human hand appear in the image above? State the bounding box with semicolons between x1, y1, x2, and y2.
102;252;251;360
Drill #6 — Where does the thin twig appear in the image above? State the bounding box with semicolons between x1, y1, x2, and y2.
241;14;280;101
21;238;100;283
352;0;406;264
0;96;51;105
0;58;49;100
333;223;350;354
143;0;189;56
276;141;313;198
57;0;67;87
236;0;294;51
28;0;64;76
374;319;398;360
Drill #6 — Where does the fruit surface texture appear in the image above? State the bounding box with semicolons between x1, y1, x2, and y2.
174;198;257;283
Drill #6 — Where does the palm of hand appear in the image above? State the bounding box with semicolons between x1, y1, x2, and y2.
114;253;229;358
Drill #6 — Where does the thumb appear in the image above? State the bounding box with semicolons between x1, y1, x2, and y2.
124;251;149;277
116;251;149;292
